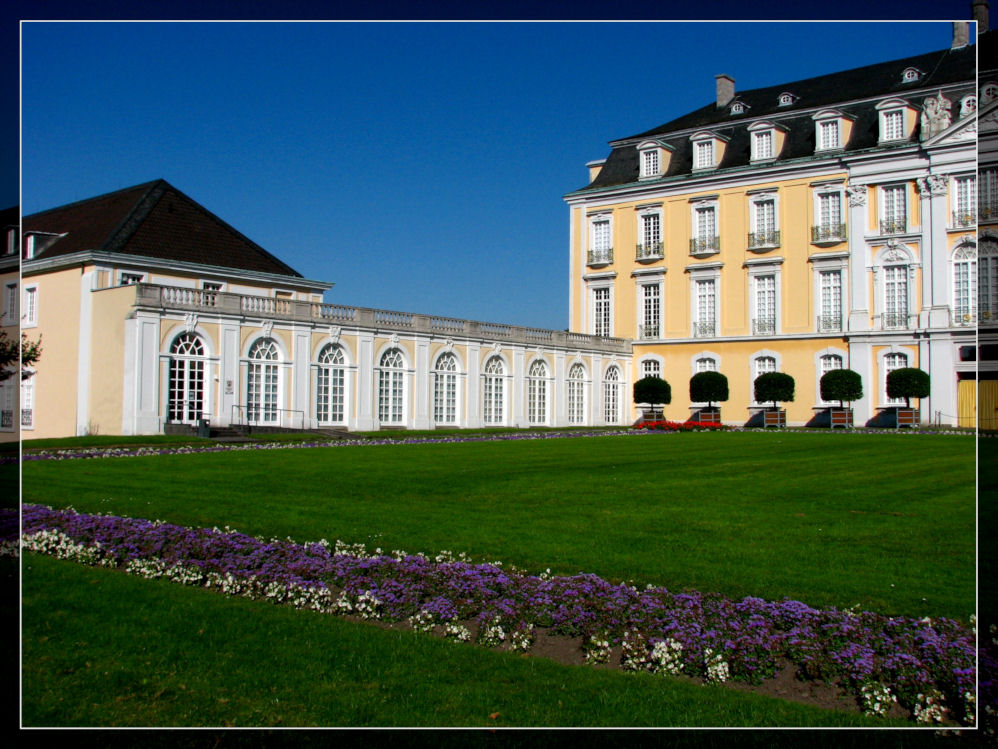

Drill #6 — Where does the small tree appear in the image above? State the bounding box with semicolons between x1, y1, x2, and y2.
690;371;729;409
633;376;671;417
886;367;929;408
0;331;42;381
820;369;863;408
754;372;795;409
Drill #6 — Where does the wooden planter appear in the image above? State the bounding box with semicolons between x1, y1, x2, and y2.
895;407;920;428
692;408;721;425
829;408;853;429
763;409;786;428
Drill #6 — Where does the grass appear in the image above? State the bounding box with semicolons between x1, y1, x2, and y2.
21;553;900;728
21;431;975;620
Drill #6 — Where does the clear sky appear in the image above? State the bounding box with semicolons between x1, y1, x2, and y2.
20;19;970;329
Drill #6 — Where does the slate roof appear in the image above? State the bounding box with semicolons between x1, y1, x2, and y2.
0;205;17;228
22;180;304;278
576;41;977;194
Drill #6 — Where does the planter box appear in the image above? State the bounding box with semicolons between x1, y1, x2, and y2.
763;409;786;428
829;408;853;429
691;408;721;425
895;408;920;428
641;408;664;422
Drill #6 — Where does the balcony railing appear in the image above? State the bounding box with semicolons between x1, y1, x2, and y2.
692;320;716;338
132;283;632;354
635;242;663;261
747;230;780;250
979;201;998;222
1;410;11;429
638;324;660;340
882;312;911;330
982;306;997;325
879;218;907;235
951;309;977;327
811;224;847;244
21;409;33;427
587;248;613;267
689;236;720;256
952;211;977;228
751;316;776;335
816;314;842;333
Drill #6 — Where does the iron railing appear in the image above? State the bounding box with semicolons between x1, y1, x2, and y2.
587;248;613;266
811;224;847;243
816;315;842;333
879;218;907;235
752;317;776;335
638;324;660;340
689;236;720;256
747;230;780;249
692;320;716;338
635;242;663;261
230;404;307;430
951;309;976;327
952;211;977;228
882;312;911;330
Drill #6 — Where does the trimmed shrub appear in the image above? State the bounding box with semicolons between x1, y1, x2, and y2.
690;371;729;408
820;369;863;406
634;376;672;407
754;372;795;408
886;367;930;407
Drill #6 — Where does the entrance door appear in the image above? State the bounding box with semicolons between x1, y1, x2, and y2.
979;380;998;431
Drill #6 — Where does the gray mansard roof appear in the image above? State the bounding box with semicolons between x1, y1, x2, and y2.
572;41;976;194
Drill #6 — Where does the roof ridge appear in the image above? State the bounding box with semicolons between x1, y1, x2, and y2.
101;180;169;253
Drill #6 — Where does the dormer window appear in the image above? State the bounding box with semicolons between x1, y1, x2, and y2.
636;140;671;180
690;132;726;171
777;92;798;107
876;99;910;143
730;100;748;115
982;82;998;104
812;110;851;153
748;121;784;162
901;67;923;83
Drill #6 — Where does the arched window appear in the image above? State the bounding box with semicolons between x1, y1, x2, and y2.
482;356;505;425
754;356;777;379
603;365;621;424
695;357;717;373
952;244;977;325
316;344;346;424
884;352;908;405
247;338;279;424
378;348;405;424
568;363;587;424
641;359;661;379
818;354;843;404
169;332;206;424
433;352;458;425
982;241;998;324
527;359;549;425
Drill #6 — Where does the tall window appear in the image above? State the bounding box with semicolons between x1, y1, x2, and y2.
754;356;777;380
884;352;908;405
953;176;977;227
21;375;33;429
694;279;717;337
818;270;842;332
603;366;621;424
981;169;998;220
433;353;458;424
641;283;661;339
641;359;661;379
884;265;909;329
692;205;718;254
819;354;844;404
881;185;907;234
527;360;548;424
593;287;611;337
753;275;776;335
881;109;905;141
567;363;586;424
639;212;661;256
378;348;405;424
750;198;778;247
316;344;346;424
169;333;206;424
0;380;12;431
818;120;840;150
4;282;16;323
23;286;37;326
482;356;505;425
589;215;612;265
696;357;717;373
952;246;977;325
694;140;714;170
981;242;998;323
814;192;844;242
247;338;279;424
641;149;660;178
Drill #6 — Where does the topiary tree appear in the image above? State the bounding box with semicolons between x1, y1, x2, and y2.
886;367;930;408
690;371;729;409
634;376;671;416
820;369;863;407
754;371;795;409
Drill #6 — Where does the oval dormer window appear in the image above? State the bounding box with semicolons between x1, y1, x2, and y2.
902;67;922;83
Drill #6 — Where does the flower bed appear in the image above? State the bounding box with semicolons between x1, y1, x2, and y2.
633;420;725;432
17;504;983;727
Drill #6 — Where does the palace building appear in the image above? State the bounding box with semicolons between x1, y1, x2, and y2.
14;23;988;438
565;24;980;428
19;180;631;438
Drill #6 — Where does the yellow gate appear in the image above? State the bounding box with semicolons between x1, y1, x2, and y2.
978;380;998;431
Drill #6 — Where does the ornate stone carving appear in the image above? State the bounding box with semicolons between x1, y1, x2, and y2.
846;184;867;207
328;325;341;343
389;332;400;346
261;320;274;338
492;342;502;354
920;91;952;139
916;174;948;197
960;95;977;118
444;338;454;352
183;312;198;333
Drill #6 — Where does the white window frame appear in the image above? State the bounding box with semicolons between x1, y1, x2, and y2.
526;358;550;426
951;174;977;228
482;355;508;426
245;337;283;426
315;343;349;426
748;191;779;249
0;379;14;432
690;132;722;171
3;281;17;325
602;364;622;425
566;362;588;425
690;199;720;256
901;67;923;83
876;244;916;330
982;82;998;104
168;332;210;425
748;121;782;162
432;351;460;426
636;206;663;260
20;372;34;430
638;280;662;340
777;92;797;107
119;271;145;286
880;184;908;235
981;240;998;324
811;185;846;244
587;211;613;266
639;357;663;380
689;351;721;408
590;283;613;337
952;243;977;326
876;100;909;143
5;227;15;256
22;284;38;327
750;350;782;407
816;351;846;405
880;349;912;407
688;264;721;338
812;110;845;152
377;347;408;426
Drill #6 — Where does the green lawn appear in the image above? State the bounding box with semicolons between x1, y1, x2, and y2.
21;431;976;620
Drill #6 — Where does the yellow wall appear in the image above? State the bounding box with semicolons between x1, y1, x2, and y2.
87;285;137;436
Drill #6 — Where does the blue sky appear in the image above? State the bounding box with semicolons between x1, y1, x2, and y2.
20;20;970;329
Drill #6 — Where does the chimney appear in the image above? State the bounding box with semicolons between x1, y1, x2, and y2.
953;21;970;48
715;74;735;109
973;0;989;33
